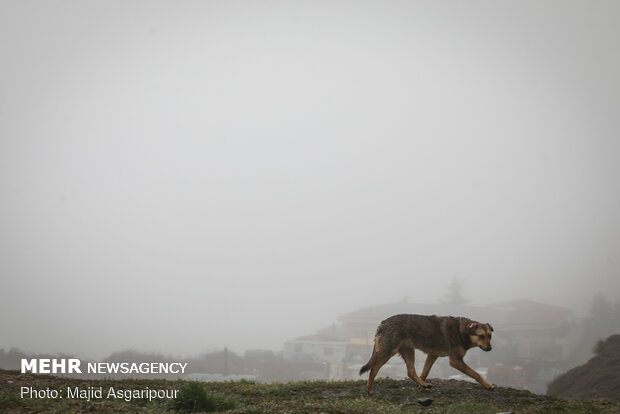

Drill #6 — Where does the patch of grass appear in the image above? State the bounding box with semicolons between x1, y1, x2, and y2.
315;396;407;414
0;392;27;409
2;370;620;414
171;381;237;412
443;401;502;414
264;380;334;397
517;399;611;414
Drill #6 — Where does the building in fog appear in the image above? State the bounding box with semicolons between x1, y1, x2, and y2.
283;335;347;363
486;300;579;362
284;298;581;392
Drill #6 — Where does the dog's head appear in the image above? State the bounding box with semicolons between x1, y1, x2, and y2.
468;322;494;352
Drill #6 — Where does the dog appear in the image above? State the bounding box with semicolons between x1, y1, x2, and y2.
360;314;495;392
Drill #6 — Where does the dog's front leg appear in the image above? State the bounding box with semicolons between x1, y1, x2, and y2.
420;354;437;382
449;358;494;390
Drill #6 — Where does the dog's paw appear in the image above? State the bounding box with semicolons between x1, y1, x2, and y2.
484;383;495;391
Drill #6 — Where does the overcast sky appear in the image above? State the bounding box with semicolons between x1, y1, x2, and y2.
1;1;619;358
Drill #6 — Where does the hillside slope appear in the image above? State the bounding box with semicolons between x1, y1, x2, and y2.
2;369;619;413
547;334;620;400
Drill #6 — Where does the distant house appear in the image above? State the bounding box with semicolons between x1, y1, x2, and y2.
319;298;501;351
285;298;580;390
283;335;347;363
317;299;502;374
487;300;578;362
346;337;374;362
317;298;578;363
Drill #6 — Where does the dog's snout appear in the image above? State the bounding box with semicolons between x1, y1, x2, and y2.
486;345;492;352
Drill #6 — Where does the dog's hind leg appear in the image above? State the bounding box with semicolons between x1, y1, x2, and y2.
420;354;438;382
399;344;431;389
365;351;392;394
363;336;396;394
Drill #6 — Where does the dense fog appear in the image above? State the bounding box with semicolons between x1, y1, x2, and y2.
1;1;619;361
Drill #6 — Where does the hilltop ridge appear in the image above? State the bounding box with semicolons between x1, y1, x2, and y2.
2;369;619;413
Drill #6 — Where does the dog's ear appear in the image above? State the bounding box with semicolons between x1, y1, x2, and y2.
486;323;494;332
467;322;479;333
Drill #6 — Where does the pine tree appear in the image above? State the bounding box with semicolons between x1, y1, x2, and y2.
440;276;469;306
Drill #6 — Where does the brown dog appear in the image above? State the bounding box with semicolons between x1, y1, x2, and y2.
360;314;495;392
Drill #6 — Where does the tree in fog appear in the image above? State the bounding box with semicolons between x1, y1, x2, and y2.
440;276;469;306
589;293;617;320
584;293;620;355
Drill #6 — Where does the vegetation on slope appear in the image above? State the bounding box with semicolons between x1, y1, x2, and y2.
2;369;619;413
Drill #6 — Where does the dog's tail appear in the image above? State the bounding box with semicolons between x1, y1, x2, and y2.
359;363;371;375
359;349;377;375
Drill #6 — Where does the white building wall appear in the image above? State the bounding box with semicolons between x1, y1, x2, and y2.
283;341;347;363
